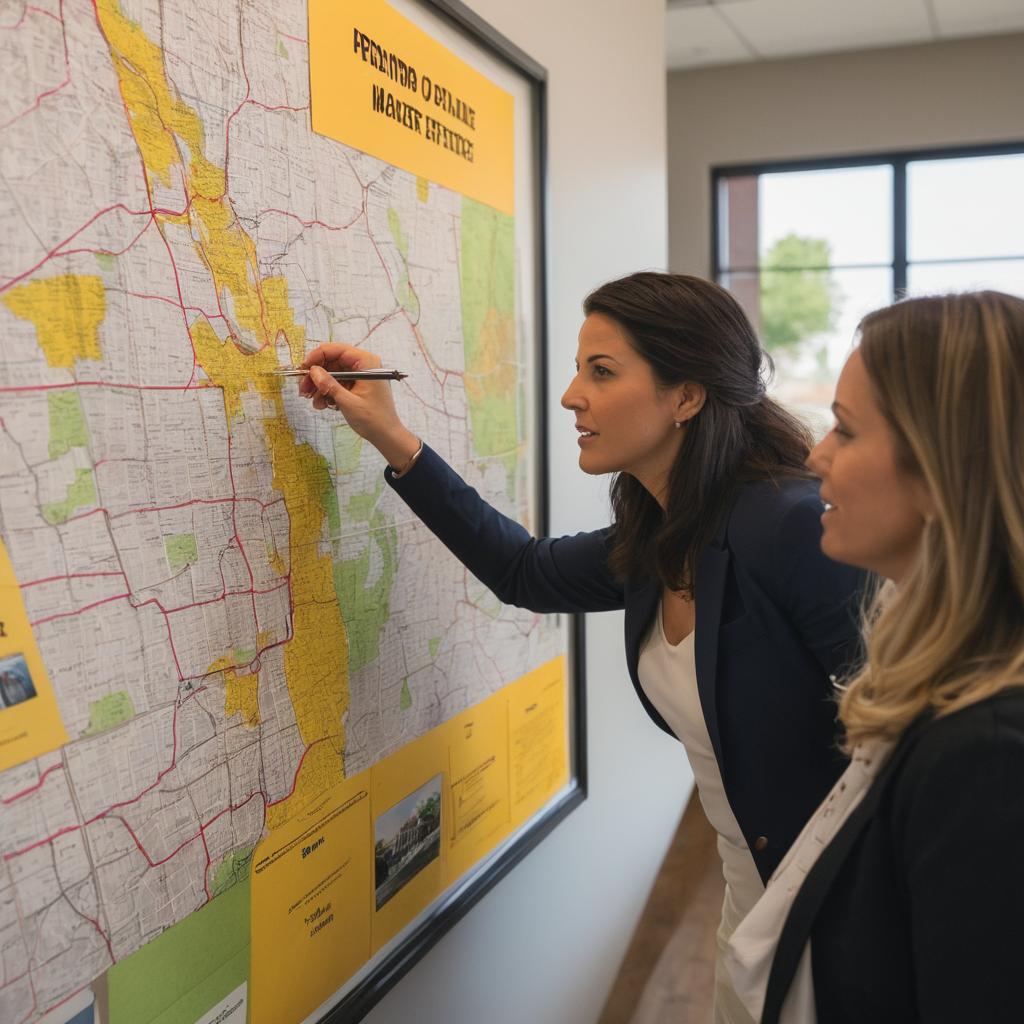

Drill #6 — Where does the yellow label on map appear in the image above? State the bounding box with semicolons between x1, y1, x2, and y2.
508;655;569;829
249;656;570;1005
309;0;515;215
0;540;69;771
250;779;373;1024
443;694;512;885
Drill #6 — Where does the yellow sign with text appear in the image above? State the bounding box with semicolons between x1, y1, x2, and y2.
250;780;373;1024
309;0;515;215
248;655;570;1008
0;540;68;771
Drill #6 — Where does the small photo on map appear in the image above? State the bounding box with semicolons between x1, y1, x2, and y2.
0;654;37;710
374;774;442;911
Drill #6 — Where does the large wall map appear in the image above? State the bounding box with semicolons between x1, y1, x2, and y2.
0;1;565;1021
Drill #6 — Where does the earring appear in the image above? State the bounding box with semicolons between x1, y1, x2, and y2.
674;421;682;429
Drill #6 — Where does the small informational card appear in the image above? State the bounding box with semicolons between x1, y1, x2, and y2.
0;539;69;771
250;779;373;1024
508;655;570;830
194;982;247;1024
444;694;512;884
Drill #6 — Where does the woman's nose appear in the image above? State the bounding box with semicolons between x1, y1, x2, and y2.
806;435;829;476
561;377;582;410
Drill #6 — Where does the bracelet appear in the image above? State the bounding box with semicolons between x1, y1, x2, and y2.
390;439;423;479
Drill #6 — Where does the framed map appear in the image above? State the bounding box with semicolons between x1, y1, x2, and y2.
0;0;582;1022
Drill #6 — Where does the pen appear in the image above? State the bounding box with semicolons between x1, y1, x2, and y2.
270;367;408;381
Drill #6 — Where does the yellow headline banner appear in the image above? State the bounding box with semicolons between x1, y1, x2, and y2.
309;0;515;215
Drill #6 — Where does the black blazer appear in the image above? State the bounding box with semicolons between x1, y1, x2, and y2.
763;689;1024;1024
387;445;865;882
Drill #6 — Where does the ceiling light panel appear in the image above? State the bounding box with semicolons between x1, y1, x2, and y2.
721;0;933;59
666;4;755;69
929;0;1024;39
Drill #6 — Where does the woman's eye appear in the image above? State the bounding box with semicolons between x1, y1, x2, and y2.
832;423;852;440
593;364;612;378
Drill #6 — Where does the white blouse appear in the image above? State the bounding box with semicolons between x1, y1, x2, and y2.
724;737;895;1023
637;602;764;917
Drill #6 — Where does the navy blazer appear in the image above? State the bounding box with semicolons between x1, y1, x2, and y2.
763;690;1024;1024
387;445;865;882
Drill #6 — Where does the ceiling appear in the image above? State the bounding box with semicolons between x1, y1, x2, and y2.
666;0;1024;71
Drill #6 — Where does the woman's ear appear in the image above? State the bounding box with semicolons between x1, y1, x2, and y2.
675;381;706;424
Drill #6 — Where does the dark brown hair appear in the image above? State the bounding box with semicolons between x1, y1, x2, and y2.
583;272;813;594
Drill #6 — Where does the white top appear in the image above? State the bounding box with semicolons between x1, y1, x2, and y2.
638;602;764;917
723;737;895;1024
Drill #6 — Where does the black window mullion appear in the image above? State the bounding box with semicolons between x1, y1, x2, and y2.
893;159;908;298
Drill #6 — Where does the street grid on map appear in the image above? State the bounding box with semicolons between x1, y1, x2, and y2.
0;0;561;1019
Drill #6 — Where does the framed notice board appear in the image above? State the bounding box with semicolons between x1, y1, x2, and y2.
0;1;583;1023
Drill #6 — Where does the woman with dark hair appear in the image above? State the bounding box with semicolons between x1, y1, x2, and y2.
300;272;864;1022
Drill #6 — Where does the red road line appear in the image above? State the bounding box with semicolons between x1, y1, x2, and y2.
107;494;285;521
30;592;131;628
30;578;290;629
0;0;70;132
20;570;125;589
2;763;65;805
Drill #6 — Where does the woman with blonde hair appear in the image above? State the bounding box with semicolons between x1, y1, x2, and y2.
727;289;1024;1023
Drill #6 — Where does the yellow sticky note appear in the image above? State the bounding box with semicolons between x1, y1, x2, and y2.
0;540;69;771
250;779;373;1024
309;0;515;215
508;656;570;829
370;727;448;952
443;694;512;885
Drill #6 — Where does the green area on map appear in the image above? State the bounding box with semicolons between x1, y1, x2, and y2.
460;196;518;481
107;873;249;1024
210;846;253;897
388;207;420;317
165;534;198;573
42;469;96;525
48;391;89;460
345;478;383;522
333;426;363;475
323;475;341;535
333;509;397;673
83;691;135;737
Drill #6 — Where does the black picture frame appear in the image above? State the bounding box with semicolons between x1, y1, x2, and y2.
319;4;586;1021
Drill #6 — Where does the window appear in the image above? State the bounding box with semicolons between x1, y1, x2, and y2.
713;144;1024;427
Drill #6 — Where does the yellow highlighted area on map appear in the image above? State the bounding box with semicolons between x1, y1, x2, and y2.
96;0;348;831
309;0;515;215
2;274;106;368
250;779;373;1024
0;540;69;771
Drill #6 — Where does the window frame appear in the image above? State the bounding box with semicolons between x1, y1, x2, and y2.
711;140;1024;298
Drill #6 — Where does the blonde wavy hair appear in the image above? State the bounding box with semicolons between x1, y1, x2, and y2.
839;290;1024;749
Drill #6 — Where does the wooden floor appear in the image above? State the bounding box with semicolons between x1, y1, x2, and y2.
598;793;723;1024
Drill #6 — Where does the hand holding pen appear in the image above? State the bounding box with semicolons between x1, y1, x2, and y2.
293;342;422;471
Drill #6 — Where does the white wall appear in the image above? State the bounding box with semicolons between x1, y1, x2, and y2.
364;3;690;1023
667;32;1024;275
